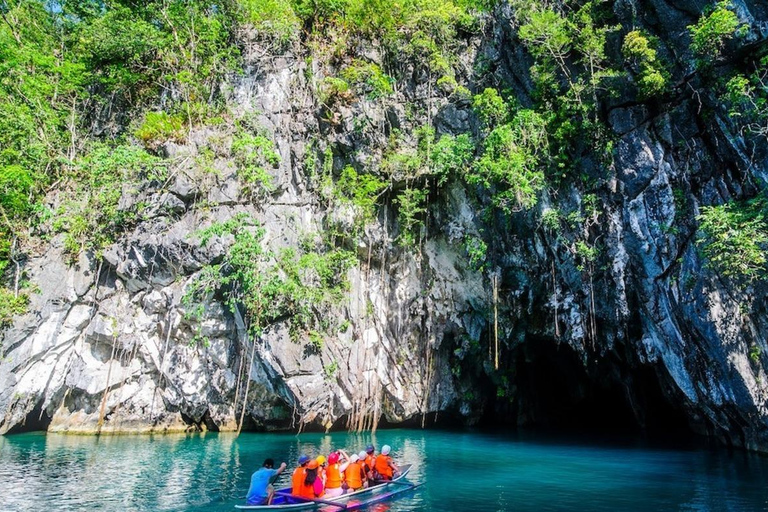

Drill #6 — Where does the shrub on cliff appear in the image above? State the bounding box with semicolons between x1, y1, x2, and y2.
240;0;301;44
622;30;669;98
688;1;743;61
0;289;27;329
697;197;768;281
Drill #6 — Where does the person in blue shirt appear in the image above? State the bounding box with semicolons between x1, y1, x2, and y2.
246;458;287;505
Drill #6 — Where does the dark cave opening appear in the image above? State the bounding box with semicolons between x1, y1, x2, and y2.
6;402;52;435
481;336;694;441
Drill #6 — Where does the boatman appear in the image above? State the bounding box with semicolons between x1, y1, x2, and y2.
246;458;287;505
292;455;311;495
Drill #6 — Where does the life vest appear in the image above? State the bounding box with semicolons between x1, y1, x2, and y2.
345;462;364;489
326;464;343;489
291;467;306;495
374;454;393;479
298;480;316;500
364;455;375;477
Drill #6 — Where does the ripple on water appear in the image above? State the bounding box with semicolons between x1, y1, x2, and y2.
2;430;768;512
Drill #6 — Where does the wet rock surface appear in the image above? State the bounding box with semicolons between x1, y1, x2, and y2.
2;1;768;452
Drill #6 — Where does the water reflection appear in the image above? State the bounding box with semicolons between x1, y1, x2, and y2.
2;429;768;512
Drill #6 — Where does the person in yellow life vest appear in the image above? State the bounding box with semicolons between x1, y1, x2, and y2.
373;445;399;481
323;450;351;497
291;455;311;495
344;454;367;491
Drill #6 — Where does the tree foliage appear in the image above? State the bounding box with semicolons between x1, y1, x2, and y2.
697;197;768;281
622;30;669;98
688;1;742;60
187;215;355;341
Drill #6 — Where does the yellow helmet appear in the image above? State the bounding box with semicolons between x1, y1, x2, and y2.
316;455;326;465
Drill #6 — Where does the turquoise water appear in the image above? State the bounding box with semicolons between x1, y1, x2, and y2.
2;429;768;511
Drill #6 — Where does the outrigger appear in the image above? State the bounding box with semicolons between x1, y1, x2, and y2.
235;464;419;511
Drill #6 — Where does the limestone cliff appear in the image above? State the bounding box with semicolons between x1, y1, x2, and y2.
2;0;768;452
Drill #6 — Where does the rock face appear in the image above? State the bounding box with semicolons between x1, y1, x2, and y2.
3;1;768;452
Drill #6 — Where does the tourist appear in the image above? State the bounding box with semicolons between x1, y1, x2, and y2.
345;453;367;491
364;445;376;479
246;458;287;505
373;445;399;480
324;450;350;497
358;450;371;481
301;460;324;499
316;454;327;485
291;455;311;495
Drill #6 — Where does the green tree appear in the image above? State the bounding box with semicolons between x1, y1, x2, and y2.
395;188;429;248
697;197;768;281
468;110;548;213
688;1;742;61
622;30;669;98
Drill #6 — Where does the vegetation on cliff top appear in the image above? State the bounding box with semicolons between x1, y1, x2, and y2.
0;0;765;331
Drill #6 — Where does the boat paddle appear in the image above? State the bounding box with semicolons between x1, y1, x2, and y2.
273;491;348;509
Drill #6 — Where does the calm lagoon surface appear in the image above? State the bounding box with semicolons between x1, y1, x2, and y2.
2;428;768;511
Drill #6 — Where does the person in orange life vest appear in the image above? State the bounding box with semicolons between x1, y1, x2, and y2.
364;445;376;480
291;455;311;495
324;450;350;497
357;451;371;485
344;454;367;491
373;444;399;480
299;460;324;499
315;455;327;485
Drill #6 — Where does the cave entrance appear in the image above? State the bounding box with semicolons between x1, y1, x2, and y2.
489;336;693;440
6;402;52;435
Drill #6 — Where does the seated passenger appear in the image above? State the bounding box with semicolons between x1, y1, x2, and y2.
364;445;376;480
373;445;400;481
358;450;371;482
291;455;311;495
316;455;327;485
344;454;367;491
300;460;324;499
324;450;350;497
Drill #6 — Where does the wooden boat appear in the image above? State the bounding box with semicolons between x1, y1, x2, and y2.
235;464;417;511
